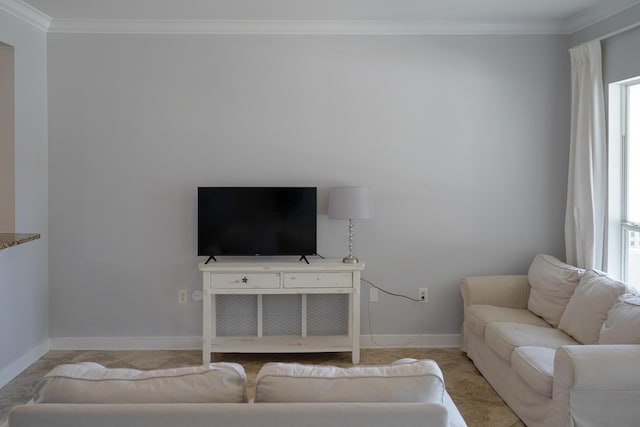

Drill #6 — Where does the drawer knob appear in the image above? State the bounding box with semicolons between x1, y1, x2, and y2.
242;277;248;284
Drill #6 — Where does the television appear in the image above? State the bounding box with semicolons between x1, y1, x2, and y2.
198;187;317;259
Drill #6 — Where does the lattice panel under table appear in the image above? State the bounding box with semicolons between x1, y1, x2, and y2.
216;295;258;336
263;294;302;336
307;294;349;336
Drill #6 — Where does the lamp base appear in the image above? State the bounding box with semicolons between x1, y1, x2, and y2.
342;255;359;264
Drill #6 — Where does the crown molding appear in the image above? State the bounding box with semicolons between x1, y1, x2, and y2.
564;0;640;34
8;0;639;36
0;0;50;31
47;18;566;35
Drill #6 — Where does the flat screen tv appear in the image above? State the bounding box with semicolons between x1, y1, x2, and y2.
198;187;317;259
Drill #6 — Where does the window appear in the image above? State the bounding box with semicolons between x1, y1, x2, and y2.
609;78;640;290
623;83;640;288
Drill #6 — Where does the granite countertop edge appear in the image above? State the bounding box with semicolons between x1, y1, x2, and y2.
0;233;41;250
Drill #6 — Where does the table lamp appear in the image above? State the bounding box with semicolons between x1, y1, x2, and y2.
328;186;374;264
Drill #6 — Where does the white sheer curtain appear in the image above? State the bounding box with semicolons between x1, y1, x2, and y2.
565;40;606;269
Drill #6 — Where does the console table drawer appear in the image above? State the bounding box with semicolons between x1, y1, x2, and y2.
212;273;280;289
283;272;352;288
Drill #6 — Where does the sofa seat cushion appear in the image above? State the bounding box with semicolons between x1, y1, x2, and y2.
465;305;551;338
34;362;248;403
558;270;627;344
254;359;444;403
511;346;555;397
527;254;584;327
485;322;578;361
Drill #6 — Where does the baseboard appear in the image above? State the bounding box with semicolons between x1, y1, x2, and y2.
50;336;202;350
0;339;50;389
50;335;460;351
360;334;460;348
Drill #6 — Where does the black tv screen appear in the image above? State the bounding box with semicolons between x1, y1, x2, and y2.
198;187;317;257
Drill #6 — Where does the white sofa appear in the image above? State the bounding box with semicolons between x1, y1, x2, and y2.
8;359;467;427
461;254;640;427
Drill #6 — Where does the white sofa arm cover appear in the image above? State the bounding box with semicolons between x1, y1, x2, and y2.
553;345;640;427
461;275;530;309
555;345;640;390
9;402;451;427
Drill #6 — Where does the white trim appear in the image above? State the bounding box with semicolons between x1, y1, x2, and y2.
607;77;640;282
0;0;51;31
50;336;203;350
361;334;460;348
3;0;640;35
0;339;50;389
47;18;565;35
608;81;625;279
49;334;459;350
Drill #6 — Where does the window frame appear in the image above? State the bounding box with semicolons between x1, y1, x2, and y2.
608;77;640;287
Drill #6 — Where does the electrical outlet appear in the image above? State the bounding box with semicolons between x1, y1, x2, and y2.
178;289;188;304
418;288;428;303
370;287;379;302
192;290;203;302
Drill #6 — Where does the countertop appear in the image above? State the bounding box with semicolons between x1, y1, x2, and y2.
0;233;41;250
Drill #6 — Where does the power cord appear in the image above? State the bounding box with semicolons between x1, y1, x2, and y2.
315;253;421;302
361;277;421;302
316;253;426;347
363;276;428;348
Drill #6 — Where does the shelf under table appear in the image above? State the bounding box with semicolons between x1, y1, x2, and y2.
209;335;352;353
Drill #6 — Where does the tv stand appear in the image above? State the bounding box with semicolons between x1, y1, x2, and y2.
299;255;310;264
199;259;365;364
204;256;217;264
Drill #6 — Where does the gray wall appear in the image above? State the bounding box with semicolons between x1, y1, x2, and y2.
0;12;48;384
48;34;570;340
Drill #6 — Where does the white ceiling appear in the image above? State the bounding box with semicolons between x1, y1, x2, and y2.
11;0;640;34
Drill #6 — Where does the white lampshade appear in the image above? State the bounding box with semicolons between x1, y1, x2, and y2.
328;187;374;220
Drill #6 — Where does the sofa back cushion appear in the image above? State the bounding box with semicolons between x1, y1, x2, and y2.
527;254;584;327
558;270;627;344
599;293;640;344
254;359;444;403
34;362;248;403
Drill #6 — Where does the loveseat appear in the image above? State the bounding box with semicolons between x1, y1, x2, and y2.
8;358;467;427
461;254;640;427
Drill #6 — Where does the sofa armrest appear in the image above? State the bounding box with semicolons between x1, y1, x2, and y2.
555;345;640;390
460;275;530;309
552;345;640;426
9;402;454;427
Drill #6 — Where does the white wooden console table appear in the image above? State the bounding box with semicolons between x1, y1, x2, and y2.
200;259;364;364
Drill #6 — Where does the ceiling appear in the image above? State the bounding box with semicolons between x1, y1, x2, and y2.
12;0;640;34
